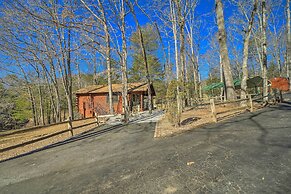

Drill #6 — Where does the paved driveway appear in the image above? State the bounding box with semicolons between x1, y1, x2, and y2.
1;96;291;193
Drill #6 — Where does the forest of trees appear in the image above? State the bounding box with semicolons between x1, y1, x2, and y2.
0;0;290;129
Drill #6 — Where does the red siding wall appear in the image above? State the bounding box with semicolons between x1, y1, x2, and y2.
77;95;93;118
270;77;290;91
77;92;146;118
77;94;123;118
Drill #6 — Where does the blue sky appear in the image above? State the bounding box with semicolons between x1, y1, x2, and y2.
128;0;234;79
0;0;288;81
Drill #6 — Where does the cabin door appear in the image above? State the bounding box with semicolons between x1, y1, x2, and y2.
83;102;86;118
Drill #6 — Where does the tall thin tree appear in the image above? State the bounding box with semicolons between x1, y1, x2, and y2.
241;0;258;101
215;0;236;100
125;0;153;114
261;0;268;101
287;0;291;90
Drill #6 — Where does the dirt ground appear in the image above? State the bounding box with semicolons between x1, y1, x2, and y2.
0;118;104;161
155;102;263;138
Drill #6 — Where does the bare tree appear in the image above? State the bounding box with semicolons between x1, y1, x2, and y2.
174;0;187;107
125;0;153;114
287;0;291;90
215;0;236;100
109;0;130;122
169;0;182;124
120;0;130;122
241;0;258;100
261;0;268;101
81;0;114;114
185;7;200;99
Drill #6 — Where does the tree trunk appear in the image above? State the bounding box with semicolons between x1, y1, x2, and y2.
81;0;114;114
67;28;74;120
166;41;172;85
54;82;61;122
261;0;268;101
186;14;199;99
48;59;61;122
34;65;45;126
42;66;57;123
219;55;225;101
215;0;236;100
19;64;38;126
105;28;114;115
47;99;51;124
53;5;74;121
120;0;129;122
76;61;82;89
175;0;187;107
93;55;98;85
170;0;182;124
287;0;291;90
191;44;199;98
126;0;153;114
38;81;45;125
198;73;202;99
97;0;114;115
241;0;258;101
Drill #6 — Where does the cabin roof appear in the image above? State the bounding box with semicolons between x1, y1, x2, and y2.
76;82;155;95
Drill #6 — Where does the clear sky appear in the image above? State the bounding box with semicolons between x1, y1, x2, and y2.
0;0;288;81
128;0;240;79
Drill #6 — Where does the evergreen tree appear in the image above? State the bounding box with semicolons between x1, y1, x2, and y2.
129;24;164;82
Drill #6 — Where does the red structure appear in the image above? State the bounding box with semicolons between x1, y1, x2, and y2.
76;82;156;118
270;77;290;91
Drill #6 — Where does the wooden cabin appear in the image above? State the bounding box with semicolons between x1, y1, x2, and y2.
75;82;156;118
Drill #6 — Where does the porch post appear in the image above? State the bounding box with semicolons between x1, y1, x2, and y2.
140;93;144;111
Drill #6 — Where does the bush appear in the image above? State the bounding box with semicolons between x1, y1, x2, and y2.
166;102;181;127
0;102;28;130
166;80;181;126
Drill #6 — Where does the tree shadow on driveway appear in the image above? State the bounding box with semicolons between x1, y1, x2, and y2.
1;112;164;163
251;102;291;149
184;101;291;149
0;123;126;163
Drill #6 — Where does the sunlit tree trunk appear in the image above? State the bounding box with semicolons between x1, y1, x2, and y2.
81;0;114;115
287;0;291;90
66;28;74;120
42;68;57;123
97;0;114;114
120;0;129;122
126;0;153;114
18;64;38;126
188;26;199;98
170;0;182;125
175;0;187;107
241;0;258;101
35;66;45;125
215;0;236;100
75;61;82;89
261;0;268;101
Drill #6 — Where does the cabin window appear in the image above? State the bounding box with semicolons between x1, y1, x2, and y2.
107;94;119;103
132;94;140;106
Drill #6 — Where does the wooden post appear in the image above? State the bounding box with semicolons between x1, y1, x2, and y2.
248;94;253;112
279;90;283;103
137;105;140;112
94;112;99;126
67;117;73;136
210;99;217;123
140;93;144;111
